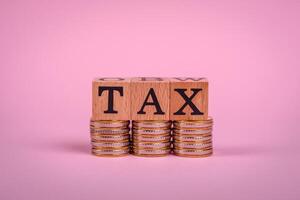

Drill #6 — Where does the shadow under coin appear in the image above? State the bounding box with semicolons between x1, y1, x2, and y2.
39;140;90;155
214;145;272;157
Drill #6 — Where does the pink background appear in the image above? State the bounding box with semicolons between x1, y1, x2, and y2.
1;0;299;199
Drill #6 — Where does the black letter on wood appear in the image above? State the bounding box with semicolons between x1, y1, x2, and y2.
174;88;203;115
137;88;165;115
98;86;123;113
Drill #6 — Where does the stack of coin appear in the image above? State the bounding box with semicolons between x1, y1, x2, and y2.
90;120;130;157
173;117;213;157
132;121;172;157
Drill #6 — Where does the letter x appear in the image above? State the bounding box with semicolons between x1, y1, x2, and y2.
174;88;204;115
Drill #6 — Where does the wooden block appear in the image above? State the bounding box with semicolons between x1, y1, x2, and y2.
131;77;170;120
170;77;208;120
92;78;131;120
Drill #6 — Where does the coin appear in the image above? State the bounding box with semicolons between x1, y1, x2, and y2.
90;120;129;129
132;120;172;157
132;147;171;157
173;117;214;158
173;128;211;135
174;141;212;149
90;120;130;157
90;123;129;129
91;133;130;142
173;148;213;157
132;128;170;135
174;124;213;130
173;134;212;142
90;128;130;134
133;134;171;142
133;141;170;148
133;120;171;129
174;117;213;125
91;141;130;148
92;148;130;157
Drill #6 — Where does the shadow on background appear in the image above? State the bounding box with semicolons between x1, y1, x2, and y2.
37;139;90;155
57;141;89;154
214;145;272;157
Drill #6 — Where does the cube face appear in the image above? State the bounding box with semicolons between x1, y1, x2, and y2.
92;77;209;121
130;77;170;120
92;77;131;120
170;77;208;120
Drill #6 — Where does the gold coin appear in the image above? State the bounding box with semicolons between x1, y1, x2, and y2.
174;124;213;130
173;147;213;157
132;148;170;157
173;128;211;135
173;132;212;137
174;119;213;128
90;123;129;129
90;128;130;134
173;141;212;149
132;128;170;135
133;120;171;123
92;153;129;157
90;120;129;123
132;153;169;157
91;148;130;157
133;120;171;129
90;133;130;142
174;117;213;124
173;134;212;142
133;134;171;142
91;141;130;148
132;146;170;150
90;120;129;128
132;141;171;148
92;146;130;150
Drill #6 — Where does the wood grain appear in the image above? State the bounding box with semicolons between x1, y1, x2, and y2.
131;77;170;120
92;77;131;120
170;77;208;120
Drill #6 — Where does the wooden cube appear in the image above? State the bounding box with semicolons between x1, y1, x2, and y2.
131;77;170;120
170;77;208;120
92;78;131;120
